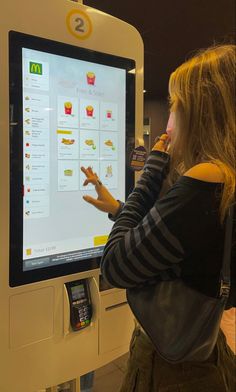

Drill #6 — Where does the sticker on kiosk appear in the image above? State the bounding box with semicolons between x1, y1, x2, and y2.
129;146;147;171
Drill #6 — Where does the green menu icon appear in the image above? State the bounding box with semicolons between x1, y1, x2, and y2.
29;61;43;75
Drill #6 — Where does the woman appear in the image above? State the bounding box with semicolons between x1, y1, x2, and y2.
81;45;236;391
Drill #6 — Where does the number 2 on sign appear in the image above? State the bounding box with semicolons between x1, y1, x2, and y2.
66;9;92;40
75;17;85;32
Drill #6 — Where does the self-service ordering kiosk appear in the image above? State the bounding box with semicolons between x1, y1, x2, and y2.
0;1;144;391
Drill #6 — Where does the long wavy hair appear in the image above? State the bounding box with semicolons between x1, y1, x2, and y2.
168;44;236;222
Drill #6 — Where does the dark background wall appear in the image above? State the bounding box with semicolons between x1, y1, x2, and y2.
144;99;169;147
84;0;235;149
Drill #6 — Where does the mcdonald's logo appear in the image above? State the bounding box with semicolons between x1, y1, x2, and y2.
29;61;43;75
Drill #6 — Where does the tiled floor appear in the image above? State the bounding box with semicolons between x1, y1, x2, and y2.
93;353;129;392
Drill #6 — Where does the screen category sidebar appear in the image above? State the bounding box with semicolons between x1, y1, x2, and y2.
22;48;126;271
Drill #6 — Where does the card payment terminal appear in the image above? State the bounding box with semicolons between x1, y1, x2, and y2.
66;280;92;331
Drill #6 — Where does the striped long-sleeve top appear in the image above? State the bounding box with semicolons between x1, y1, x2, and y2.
101;150;236;302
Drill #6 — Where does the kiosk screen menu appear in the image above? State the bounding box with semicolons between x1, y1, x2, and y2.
9;32;135;286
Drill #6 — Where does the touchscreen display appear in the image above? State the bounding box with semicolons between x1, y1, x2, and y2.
22;48;126;271
9;32;135;286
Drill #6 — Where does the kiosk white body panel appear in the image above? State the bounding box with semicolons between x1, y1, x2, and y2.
0;1;143;391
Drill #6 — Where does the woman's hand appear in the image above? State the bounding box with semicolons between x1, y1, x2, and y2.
81;166;120;216
152;133;170;152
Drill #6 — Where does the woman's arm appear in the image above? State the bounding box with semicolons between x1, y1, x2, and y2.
81;134;170;219
100;150;187;288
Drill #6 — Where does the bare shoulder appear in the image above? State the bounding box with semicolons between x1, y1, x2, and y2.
184;163;224;183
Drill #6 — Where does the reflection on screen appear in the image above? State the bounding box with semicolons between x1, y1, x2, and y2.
22;48;126;271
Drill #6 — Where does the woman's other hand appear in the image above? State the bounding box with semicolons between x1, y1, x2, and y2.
152;133;170;152
81;166;120;216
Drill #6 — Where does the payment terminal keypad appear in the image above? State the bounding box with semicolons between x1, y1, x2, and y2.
66;280;92;331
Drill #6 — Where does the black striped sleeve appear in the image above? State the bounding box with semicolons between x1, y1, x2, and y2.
135;151;170;210
107;151;170;223
101;202;184;288
100;150;187;288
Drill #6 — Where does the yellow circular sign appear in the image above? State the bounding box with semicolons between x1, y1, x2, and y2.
66;9;92;40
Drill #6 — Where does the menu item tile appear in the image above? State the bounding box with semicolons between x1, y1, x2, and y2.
100;131;118;160
100;161;118;189
58;160;79;192
23;93;49;108
25;184;49;196
57;129;79;160
24;195;49;209
80;99;99;130
25;128;49;139
25;162;48;174
100;102;118;131
24;205;49;219
24;149;49;162
80;160;100;191
24;171;49;185
23;107;50;130
79;130;99;160
57;96;79;128
24;139;49;151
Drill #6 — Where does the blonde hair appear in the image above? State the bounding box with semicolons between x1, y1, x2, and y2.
168;44;236;222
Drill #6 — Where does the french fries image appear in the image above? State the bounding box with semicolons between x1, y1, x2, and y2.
87;72;95;85
86;105;94;117
64;101;72;115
